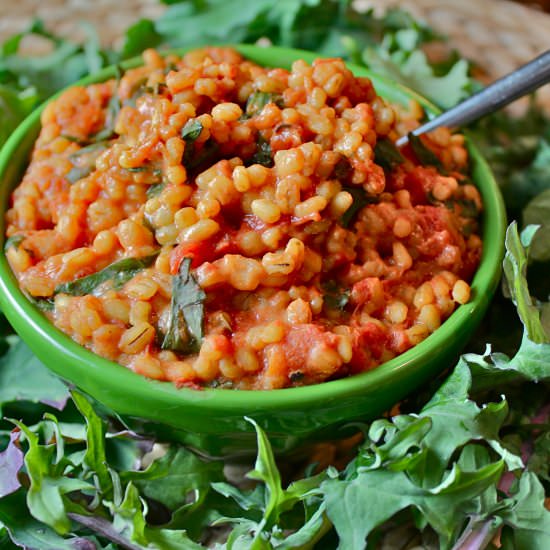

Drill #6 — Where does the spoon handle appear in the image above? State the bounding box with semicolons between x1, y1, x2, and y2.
395;48;550;146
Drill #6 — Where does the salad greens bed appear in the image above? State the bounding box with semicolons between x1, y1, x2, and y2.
1;1;550;548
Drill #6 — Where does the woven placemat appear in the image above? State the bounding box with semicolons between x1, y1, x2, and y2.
2;0;549;69
5;0;550;111
3;0;550;63
3;0;550;93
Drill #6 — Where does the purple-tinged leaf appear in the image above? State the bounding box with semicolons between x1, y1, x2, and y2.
41;396;70;411
68;513;143;550
0;429;24;498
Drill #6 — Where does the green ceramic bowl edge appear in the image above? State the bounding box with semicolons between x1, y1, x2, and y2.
0;45;506;456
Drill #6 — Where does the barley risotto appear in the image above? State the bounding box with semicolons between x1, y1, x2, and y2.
4;47;482;390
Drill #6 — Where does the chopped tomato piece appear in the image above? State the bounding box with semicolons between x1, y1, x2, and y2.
170;241;213;273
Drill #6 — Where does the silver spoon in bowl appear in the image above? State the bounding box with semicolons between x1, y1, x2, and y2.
395;48;550;147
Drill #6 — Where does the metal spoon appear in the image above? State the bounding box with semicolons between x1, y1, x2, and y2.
395;48;550;147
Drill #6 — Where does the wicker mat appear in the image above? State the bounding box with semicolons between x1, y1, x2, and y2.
1;0;549;69
3;0;550;99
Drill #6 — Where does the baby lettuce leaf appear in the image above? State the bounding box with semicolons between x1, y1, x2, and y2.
523;188;550;262
323;454;504;550
55;253;159;296
363;31;471;109
0;491;95;550
121;446;223;511
71;391;112;497
119;19;163;60
211;417;328;547
101;482;203;549
0;338;69;415
11;420;93;534
161;258;205;354
155;0;278;47
498;472;550;549
502;223;548;344
0;85;38;148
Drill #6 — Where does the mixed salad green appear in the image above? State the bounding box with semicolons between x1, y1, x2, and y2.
1;1;550;548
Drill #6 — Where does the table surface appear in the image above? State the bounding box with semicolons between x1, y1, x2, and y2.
3;0;550;108
1;0;549;65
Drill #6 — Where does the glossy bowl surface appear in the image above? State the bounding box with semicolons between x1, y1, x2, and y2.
0;45;506;457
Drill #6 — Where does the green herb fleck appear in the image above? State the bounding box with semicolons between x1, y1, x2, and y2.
408;133;443;169
332;154;353;180
146;182;166;198
55;253;159;296
25;294;55;312
374;138;405;171
66;141;111;183
183;139;219;174
68;141;110;159
243;91;283;119
250;135;273;167
181;119;203;142
60;135;88;145
289;371;305;382
456;198;479;218
4;234;25;252
322;280;351;311
181;120;216;174
90;65;124;142
65;165;94;184
122;77;148;107
340;186;379;228
161;258;205;354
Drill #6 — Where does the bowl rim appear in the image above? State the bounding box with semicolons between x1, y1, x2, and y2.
0;44;507;413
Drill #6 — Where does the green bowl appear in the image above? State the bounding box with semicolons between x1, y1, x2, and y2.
0;45;506;458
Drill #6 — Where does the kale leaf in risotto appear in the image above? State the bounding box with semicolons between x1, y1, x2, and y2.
5;48;482;389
